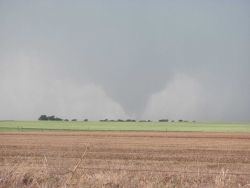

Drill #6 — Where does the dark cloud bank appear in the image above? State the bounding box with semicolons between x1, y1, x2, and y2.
0;0;250;122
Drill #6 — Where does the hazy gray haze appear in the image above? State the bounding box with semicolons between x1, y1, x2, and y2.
0;0;249;122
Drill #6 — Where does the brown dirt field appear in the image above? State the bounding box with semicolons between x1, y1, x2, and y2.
0;131;250;188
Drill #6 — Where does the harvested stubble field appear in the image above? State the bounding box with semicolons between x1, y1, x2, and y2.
0;132;250;188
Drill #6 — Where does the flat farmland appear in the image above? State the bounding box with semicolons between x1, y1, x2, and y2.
0;132;250;187
1;121;250;132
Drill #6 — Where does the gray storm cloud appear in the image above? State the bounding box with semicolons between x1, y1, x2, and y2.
0;54;128;120
0;0;250;121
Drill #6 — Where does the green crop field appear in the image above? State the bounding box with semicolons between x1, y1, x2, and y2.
0;121;250;132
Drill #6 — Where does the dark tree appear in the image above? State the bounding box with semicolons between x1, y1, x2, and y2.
126;119;136;122
159;119;168;122
38;115;48;121
84;119;88;122
72;119;77;121
55;117;63;121
47;116;56;121
39;115;63;121
100;119;108;122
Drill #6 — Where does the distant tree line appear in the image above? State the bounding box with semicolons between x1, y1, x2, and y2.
158;119;169;122
100;119;138;122
38;115;88;122
99;119;193;123
38;115;63;121
38;115;195;123
158;119;195;123
99;119;192;123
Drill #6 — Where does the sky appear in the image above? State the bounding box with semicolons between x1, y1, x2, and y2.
0;0;249;122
